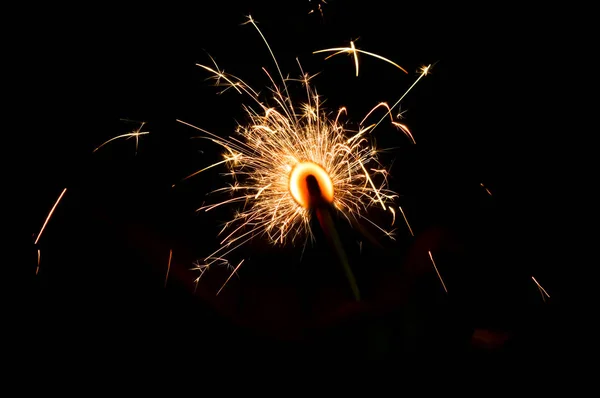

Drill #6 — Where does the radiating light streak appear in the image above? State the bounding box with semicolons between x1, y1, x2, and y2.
428;250;448;293
34;188;67;245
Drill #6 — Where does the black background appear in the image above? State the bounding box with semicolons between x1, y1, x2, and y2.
20;0;575;379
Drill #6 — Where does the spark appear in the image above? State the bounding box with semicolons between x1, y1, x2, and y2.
173;152;242;187
244;15;292;110
531;276;550;301
391;122;416;144
360;102;394;126
396;105;407;119
182;17;425;287
389;207;396;226
191;261;211;293
165;249;173;288
371;65;431;133
93;121;149;153
428;250;448;293
308;0;327;17
399;205;414;236
358;102;415;144
480;182;493;196
216;259;245;296
34;188;67;245
196;61;243;95
314;43;408;76
36;249;40;275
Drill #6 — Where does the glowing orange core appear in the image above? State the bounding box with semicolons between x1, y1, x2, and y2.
289;162;334;208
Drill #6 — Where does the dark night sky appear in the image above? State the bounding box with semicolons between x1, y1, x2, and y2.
20;0;576;377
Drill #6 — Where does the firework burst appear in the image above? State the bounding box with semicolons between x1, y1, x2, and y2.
178;16;427;295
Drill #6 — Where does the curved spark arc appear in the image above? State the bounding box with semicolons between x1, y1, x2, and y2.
93;121;149;154
313;43;409;75
180;17;420;292
34;188;68;245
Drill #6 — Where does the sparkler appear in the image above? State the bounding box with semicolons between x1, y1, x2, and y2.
178;16;429;299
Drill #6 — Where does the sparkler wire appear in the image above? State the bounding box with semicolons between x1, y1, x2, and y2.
306;173;360;300
316;205;361;301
